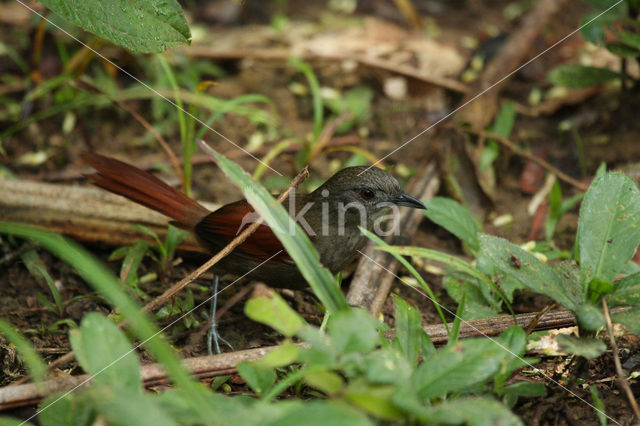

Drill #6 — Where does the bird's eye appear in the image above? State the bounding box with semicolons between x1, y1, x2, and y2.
360;189;375;200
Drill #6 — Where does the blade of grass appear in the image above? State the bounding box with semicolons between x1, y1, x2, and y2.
0;319;48;382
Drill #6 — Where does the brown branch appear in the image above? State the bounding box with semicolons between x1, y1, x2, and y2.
459;127;589;192
602;298;640;420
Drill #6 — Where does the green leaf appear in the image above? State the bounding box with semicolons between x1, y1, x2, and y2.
363;348;412;385
0;319;47;382
478;234;583;311
164;224;188;261
619;32;640;51
612;306;640;335
424;197;481;252
491;101;516;138
343;378;404;420
198;140;349;313
268;400;373;426
443;271;500;320
303;370;344;395
86;385;176;426
547;65;620;88
252;342;299;369
245;289;306;337
556;334;606;359
69;313;141;392
236;361;276;395
576;303;606;331
391;295;421;365
419;397;523;426
579;3;627;43
590;385;607;426
38;392;94;426
606;42;640;57
327;309;379;354
39;0;191;53
503;382;546;397
120;240;149;289
21;249;63;314
607;273;640;307
578;173;640;287
411;338;509;399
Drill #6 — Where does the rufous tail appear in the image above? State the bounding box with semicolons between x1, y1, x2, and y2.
83;153;210;229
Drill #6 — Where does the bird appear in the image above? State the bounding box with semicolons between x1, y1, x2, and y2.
82;153;427;291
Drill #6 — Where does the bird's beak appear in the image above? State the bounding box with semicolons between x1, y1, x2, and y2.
390;193;427;209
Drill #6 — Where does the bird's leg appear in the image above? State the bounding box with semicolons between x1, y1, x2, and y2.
207;274;232;355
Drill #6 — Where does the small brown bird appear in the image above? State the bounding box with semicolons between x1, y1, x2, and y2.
83;153;426;289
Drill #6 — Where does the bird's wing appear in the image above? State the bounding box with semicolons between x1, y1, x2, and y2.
195;200;293;264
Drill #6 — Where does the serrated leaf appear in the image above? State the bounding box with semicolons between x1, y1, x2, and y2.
556;334;606;359
411;338;508;399
578;173;640;287
548;65;620;88
479;234;583;311
39;0;191;53
425;197;480;252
